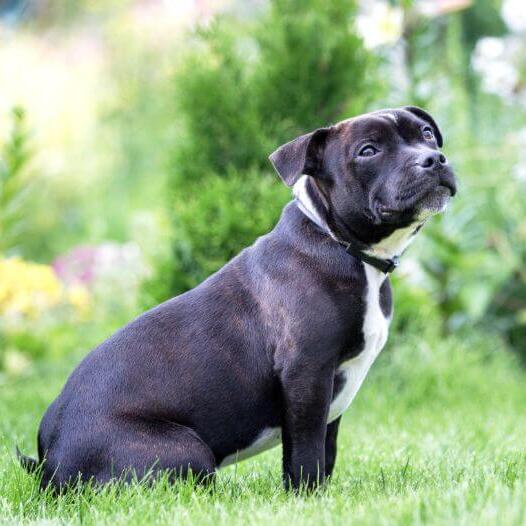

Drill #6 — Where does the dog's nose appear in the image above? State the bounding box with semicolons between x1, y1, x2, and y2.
419;151;447;169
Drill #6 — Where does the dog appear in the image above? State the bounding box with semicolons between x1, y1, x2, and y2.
19;106;456;491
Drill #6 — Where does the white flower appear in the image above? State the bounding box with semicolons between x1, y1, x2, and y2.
473;36;506;61
356;1;404;49
472;37;519;98
4;349;31;376
502;0;526;33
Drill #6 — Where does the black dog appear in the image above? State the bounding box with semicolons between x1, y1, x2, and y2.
19;106;456;491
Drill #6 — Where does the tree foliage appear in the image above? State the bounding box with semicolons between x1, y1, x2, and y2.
167;0;380;293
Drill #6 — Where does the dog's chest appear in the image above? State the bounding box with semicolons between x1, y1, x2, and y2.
328;264;391;422
219;266;391;469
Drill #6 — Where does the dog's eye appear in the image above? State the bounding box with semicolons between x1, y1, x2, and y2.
358;145;378;157
423;127;434;141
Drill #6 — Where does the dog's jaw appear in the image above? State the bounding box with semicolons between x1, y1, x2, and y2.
364;221;423;260
293;174;427;261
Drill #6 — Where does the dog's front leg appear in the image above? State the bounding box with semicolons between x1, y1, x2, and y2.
280;362;334;491
325;416;341;479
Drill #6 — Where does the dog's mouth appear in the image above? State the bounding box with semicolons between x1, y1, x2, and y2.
414;184;454;216
438;184;453;196
373;166;457;224
376;184;456;223
437;177;457;197
377;204;397;219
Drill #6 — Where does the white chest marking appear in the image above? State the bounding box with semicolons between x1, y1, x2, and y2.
219;258;399;468
219;197;424;467
328;264;390;422
220;265;392;469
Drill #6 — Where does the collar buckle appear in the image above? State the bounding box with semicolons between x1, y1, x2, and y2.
385;256;400;274
343;241;400;274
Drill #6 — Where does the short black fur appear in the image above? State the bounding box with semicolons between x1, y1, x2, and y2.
19;107;456;492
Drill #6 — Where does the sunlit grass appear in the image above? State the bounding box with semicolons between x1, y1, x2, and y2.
1;331;526;525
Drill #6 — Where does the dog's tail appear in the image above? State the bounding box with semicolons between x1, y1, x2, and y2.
16;446;39;474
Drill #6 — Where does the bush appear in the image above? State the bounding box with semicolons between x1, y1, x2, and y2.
171;168;289;292
0;107;33;256
166;0;381;295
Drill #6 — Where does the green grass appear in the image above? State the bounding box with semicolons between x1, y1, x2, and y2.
1;330;526;525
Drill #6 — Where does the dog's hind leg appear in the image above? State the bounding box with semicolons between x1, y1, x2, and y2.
42;419;217;490
107;420;217;484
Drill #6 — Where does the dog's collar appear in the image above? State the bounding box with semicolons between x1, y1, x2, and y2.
293;183;401;274
336;240;400;274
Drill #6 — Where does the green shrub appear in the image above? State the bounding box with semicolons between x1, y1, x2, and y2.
170;168;289;292
0;107;33;256
253;0;375;135
166;0;381;295
172;23;269;183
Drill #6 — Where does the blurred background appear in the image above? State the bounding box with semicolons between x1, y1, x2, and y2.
1;0;526;377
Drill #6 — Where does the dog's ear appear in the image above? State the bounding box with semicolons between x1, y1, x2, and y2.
404;106;443;148
269;127;331;187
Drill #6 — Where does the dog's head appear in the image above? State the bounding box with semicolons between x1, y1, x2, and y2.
269;106;457;246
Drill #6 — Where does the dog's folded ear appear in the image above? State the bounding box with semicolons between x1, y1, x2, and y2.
404;106;443;147
269;127;331;187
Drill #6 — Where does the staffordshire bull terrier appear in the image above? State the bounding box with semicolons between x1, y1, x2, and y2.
19;106;456;491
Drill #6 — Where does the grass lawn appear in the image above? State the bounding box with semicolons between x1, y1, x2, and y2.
1;331;526;525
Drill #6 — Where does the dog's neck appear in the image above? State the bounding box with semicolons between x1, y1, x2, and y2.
293;175;420;261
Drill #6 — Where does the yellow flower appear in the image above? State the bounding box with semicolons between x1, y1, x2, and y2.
0;257;90;318
67;283;91;317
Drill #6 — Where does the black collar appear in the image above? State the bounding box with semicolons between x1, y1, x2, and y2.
337;239;400;274
294;198;401;274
